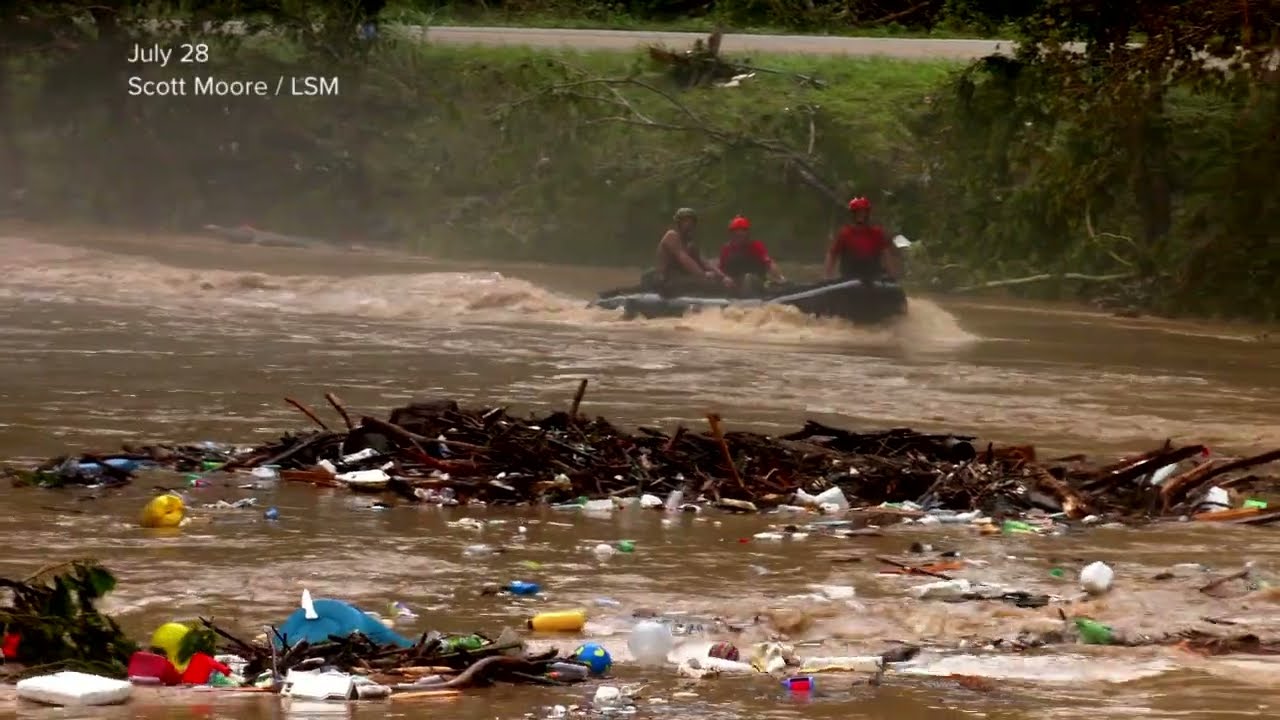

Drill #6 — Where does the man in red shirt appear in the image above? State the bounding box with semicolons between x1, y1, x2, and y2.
718;215;785;289
824;196;902;281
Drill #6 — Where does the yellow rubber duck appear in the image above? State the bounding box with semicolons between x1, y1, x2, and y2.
150;622;192;671
140;494;185;528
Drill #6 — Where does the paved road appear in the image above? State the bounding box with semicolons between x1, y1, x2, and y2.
407;26;1013;60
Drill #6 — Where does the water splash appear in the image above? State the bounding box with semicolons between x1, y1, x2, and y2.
1;233;978;351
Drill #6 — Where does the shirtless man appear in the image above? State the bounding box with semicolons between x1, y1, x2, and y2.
654;207;731;291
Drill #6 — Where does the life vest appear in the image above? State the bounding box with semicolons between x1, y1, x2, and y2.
832;224;887;279
719;239;771;279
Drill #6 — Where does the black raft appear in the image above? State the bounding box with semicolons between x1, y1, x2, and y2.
590;277;908;325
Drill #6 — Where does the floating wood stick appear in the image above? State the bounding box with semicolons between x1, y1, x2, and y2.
1034;467;1092;519
706;413;744;489
325;391;355;431
390;689;463;701
875;555;955;580
284;397;330;431
663;425;686;453
569;379;589;420
1199;566;1252;594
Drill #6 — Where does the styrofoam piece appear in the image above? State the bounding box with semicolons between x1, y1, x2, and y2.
16;671;133;706
282;669;354;700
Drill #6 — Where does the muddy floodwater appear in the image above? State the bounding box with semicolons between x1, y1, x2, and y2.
2;223;1279;720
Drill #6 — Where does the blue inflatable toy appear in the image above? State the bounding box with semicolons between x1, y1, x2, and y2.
274;591;412;649
572;642;613;675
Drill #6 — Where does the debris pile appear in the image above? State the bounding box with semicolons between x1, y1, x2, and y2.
0;561;137;680
205;619;577;692
5;384;1279;521
1;562;593;697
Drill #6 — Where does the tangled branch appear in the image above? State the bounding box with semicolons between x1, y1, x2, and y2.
502;75;843;205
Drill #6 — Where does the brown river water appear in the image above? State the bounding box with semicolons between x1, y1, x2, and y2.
2;223;1279;719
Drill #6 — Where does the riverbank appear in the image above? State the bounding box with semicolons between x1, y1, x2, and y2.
384;0;1006;37
3;27;1275;321
391;7;1002;39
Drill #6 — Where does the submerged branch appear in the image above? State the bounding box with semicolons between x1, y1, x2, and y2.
955;272;1136;292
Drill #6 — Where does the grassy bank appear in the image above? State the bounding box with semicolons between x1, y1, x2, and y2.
385;5;1001;39
2;24;1275;321
5;37;956;263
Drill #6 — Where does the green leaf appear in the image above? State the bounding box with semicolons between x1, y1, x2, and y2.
83;566;117;598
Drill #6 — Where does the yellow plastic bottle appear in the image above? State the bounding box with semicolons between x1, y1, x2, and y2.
527;609;587;632
140;494;185;528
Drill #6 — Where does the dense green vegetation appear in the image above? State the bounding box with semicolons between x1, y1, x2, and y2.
0;0;1276;320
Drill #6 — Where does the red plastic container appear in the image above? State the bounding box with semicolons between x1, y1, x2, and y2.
128;651;182;685
1;633;19;659
179;653;231;685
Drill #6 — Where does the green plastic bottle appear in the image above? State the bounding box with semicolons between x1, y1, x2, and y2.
443;634;486;652
1002;520;1035;534
1074;618;1114;645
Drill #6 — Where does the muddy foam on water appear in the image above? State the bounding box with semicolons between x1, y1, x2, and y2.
2;226;1280;719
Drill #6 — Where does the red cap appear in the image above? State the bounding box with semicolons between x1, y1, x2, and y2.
848;196;871;211
728;216;751;231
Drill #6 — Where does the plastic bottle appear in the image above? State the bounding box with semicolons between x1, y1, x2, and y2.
664;490;683;513
546;662;590;681
354;683;391;699
695;656;755;673
1074;618;1114;645
251;466;279;481
627;620;673;665
1148;462;1180;486
782;675;815;692
528;610;587;633
103;458;140;472
795;487;849;510
583;499;615;513
1001;520;1036;534
507;581;540;596
1198;487;1230;512
442;635;485;652
910;579;971;600
340;448;379;464
335;469;390;486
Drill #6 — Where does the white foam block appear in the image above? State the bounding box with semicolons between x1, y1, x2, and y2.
16;671;133;706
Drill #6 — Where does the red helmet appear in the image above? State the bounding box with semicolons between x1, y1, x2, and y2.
848;196;871;211
728;216;750;231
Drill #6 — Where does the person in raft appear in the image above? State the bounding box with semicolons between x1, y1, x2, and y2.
643;207;732;294
824;196;903;282
717;215;785;292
